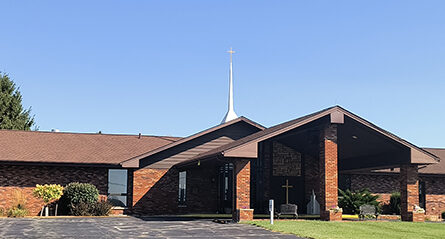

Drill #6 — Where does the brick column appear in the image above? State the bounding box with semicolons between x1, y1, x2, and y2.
319;124;342;221
232;159;254;222
400;164;424;222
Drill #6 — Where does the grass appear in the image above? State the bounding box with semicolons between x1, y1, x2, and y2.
172;214;320;220
246;220;445;239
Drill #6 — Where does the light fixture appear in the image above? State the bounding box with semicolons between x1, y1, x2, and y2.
352;135;358;139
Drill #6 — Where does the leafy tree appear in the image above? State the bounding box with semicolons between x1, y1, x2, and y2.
338;188;380;214
33;184;64;204
0;73;35;130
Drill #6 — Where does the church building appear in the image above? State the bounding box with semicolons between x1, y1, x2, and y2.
0;51;444;222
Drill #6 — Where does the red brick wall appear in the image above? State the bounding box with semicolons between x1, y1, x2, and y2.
233;159;252;221
234;160;251;210
131;164;219;215
131;168;177;215
0;165;107;215
319;127;339;211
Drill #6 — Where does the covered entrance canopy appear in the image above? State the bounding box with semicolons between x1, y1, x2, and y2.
185;106;439;221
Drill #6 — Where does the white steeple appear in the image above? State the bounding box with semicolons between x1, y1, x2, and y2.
221;47;238;123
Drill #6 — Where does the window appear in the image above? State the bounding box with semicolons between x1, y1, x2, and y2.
178;171;186;205
419;181;426;209
108;169;128;207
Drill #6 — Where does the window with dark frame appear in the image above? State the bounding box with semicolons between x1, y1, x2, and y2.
108;169;128;207
178;171;187;206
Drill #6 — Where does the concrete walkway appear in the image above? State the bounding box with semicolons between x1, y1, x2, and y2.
0;217;302;239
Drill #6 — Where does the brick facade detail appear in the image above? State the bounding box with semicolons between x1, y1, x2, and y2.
0;165;107;216
400;165;424;221
233;159;253;221
349;173;445;219
319;124;341;221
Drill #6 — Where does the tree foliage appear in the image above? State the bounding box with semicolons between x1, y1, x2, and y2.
0;73;35;130
33;184;64;204
338;188;380;214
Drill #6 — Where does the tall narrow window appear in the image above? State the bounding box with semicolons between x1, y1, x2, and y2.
419;181;426;209
178;171;187;205
108;169;128;207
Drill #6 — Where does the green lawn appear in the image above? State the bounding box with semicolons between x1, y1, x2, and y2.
246;220;445;239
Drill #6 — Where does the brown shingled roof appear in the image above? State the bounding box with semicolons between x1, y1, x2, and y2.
0;130;181;166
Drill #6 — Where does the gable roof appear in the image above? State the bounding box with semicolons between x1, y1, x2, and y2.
187;106;439;165
120;116;265;167
0;130;180;167
418;148;445;174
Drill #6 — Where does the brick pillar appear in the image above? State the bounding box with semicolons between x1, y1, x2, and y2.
319;124;342;221
232;159;254;222
400;164;424;222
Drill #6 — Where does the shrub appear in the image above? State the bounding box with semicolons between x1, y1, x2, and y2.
69;200;113;216
69;202;93;216
7;207;28;217
92;200;113;216
62;182;99;205
338;188;380;214
59;182;100;215
441;211;445;220
0;207;5;216
7;189;28;217
33;184;64;204
389;192;401;215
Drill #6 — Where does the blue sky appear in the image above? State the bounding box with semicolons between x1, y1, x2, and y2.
1;1;444;147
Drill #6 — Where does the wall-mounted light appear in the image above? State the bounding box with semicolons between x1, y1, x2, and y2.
197;160;201;166
352;135;358;139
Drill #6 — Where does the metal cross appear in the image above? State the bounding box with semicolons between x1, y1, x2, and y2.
282;179;293;204
227;47;235;62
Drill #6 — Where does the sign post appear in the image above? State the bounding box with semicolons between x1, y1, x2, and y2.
269;199;274;225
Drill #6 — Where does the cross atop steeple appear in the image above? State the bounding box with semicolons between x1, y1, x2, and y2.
221;47;238;124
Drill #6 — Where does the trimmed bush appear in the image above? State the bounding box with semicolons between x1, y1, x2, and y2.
60;182;99;215
338;188;380;214
63;182;99;205
441;211;445;220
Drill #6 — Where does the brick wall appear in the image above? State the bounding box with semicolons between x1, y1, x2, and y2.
304;154;320;205
131;168;177;215
319;124;341;220
131;163;219;215
0;165;107;215
348;173;445;217
233;159;252;221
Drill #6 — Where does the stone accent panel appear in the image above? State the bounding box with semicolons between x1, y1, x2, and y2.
272;141;301;176
0;165;107;216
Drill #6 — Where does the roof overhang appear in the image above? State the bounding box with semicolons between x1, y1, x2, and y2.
191;106;439;165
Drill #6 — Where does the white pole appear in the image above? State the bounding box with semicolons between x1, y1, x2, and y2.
269;199;274;225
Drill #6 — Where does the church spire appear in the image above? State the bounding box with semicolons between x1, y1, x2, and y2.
221;47;238;123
